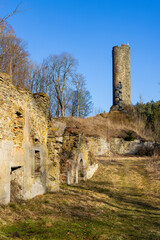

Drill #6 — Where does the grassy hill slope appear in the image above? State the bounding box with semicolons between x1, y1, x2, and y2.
57;110;154;142
0;156;160;239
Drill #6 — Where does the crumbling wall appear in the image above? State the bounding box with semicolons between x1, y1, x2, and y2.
0;73;51;203
0;73;102;204
60;129;109;185
47;119;66;192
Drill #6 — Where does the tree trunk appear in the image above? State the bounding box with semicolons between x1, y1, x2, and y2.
61;107;65;117
77;104;79;118
10;56;13;82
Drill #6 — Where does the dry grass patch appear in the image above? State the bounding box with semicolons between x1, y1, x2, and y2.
56;110;152;141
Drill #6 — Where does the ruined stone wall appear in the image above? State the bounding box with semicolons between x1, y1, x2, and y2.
0;73;51;204
0;73;102;203
110;138;155;155
60;130;109;185
47;119;66;192
112;44;131;109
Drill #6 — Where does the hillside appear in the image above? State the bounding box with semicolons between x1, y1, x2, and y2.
0;155;160;239
56;109;154;142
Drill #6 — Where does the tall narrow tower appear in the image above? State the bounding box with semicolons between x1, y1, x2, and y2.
112;44;131;110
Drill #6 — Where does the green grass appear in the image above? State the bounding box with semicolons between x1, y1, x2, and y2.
0;157;160;239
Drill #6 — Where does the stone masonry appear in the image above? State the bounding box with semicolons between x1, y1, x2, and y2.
112;44;131;110
0;73;51;204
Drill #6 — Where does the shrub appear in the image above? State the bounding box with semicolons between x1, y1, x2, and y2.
137;146;154;156
154;145;160;157
124;131;135;141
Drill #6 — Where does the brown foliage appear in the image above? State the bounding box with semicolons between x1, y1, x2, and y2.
56;109;153;141
0;20;29;87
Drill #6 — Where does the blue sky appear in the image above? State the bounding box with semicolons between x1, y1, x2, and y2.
1;0;160;114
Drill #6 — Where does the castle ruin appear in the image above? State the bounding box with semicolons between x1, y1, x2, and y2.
0;73;104;204
112;44;131;110
0;45;154;205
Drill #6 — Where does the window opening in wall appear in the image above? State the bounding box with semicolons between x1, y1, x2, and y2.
35;150;41;176
11;166;22;173
34;138;40;143
15;111;23;118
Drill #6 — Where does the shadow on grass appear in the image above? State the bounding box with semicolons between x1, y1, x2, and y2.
66;181;160;214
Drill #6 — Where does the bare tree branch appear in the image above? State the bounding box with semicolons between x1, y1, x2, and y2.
0;2;30;24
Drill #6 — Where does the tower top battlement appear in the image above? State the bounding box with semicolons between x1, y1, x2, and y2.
113;44;130;48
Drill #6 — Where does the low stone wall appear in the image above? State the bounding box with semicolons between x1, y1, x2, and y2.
86;136;110;156
110;138;155;155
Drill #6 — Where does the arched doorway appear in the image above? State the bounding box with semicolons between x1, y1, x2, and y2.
75;154;85;184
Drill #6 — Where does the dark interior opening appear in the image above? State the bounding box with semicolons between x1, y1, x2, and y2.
11;166;22;173
35;150;40;155
16;111;23;118
35;150;41;174
79;159;84;179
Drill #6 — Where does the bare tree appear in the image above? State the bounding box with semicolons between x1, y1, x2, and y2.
0;2;29;24
72;74;83;118
71;74;93;118
28;53;93;118
42;53;77;117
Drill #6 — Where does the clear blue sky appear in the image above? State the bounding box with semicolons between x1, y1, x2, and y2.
1;0;160;114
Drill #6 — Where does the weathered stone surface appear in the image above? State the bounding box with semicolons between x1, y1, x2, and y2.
87;137;110;156
86;163;98;179
10;167;24;202
110;138;155;155
46;120;66;192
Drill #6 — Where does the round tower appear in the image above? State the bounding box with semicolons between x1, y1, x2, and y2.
112;44;131;110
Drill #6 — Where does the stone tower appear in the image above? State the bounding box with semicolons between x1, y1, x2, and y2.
112;44;131;110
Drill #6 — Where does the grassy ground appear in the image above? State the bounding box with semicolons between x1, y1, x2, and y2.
0;157;160;240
